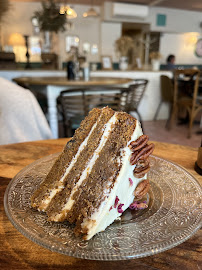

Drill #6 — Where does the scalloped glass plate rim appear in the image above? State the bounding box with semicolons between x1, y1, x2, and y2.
4;153;202;261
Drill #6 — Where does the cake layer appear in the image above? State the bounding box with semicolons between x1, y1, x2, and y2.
46;111;140;240
81;121;144;240
46;107;116;220
31;107;153;240
31;107;102;210
68;113;140;238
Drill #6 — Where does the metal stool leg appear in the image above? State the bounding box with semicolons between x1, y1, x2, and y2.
154;101;162;121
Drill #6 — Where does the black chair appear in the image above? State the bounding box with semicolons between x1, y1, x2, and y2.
154;75;173;128
124;79;148;130
57;87;129;137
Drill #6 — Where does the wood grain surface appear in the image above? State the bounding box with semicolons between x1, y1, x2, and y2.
0;139;201;270
13;77;133;87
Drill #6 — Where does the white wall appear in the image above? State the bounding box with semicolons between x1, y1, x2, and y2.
1;2;40;42
2;2;102;66
2;1;202;68
159;32;202;65
149;7;202;33
57;4;101;67
100;22;121;62
103;2;202;33
103;2;202;65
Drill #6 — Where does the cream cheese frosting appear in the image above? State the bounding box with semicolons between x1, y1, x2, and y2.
81;120;145;240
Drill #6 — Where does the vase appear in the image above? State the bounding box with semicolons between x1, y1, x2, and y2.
151;59;160;71
42;31;52;53
119;56;128;71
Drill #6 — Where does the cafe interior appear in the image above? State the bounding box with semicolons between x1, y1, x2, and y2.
0;0;202;269
0;0;202;146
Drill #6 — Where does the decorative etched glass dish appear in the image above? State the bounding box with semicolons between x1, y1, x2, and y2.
4;153;202;260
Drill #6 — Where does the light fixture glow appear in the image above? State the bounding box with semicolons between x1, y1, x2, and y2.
59;5;66;15
83;7;99;18
8;33;25;46
59;5;77;19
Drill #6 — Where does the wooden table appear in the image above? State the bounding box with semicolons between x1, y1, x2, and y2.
13;77;133;139
0;139;201;269
13;76;132;87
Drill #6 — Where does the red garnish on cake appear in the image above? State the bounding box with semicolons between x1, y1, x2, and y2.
129;178;133;186
117;204;124;213
109;206;113;211
129;200;148;210
114;196;119;208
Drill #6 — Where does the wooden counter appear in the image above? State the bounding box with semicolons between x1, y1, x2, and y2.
0;138;201;269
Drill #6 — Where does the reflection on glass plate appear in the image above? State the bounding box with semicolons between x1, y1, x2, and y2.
4;154;202;260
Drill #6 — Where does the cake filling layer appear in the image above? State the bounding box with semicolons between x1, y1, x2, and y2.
46;107;115;218
50;112;119;222
31;108;101;210
41;117;100;208
81;120;144;240
65;112;137;231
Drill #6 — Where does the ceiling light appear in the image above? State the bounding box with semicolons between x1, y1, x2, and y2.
83;7;99;18
66;6;77;19
59;5;77;19
59;5;66;14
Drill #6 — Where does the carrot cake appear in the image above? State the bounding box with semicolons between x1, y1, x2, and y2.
31;107;154;240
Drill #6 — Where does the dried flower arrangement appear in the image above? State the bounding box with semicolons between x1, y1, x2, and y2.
115;36;135;57
149;51;162;60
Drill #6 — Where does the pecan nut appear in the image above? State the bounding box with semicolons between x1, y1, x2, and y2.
130;143;154;165
133;159;150;178
134;179;150;199
129;135;149;152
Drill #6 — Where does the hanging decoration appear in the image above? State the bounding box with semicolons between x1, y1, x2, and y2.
83;0;99;18
83;7;99;18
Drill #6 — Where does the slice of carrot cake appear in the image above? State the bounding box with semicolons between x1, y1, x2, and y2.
31;107;154;240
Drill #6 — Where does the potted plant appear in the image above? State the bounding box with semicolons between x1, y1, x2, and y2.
33;0;67;33
149;51;162;71
32;0;67;52
115;36;135;70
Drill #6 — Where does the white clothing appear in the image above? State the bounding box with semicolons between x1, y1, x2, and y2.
0;77;53;145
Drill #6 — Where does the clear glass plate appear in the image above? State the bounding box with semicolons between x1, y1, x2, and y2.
4;153;202;260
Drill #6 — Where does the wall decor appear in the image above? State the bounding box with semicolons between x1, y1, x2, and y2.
156;14;166;26
195;38;202;57
101;55;112;70
66;35;79;52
